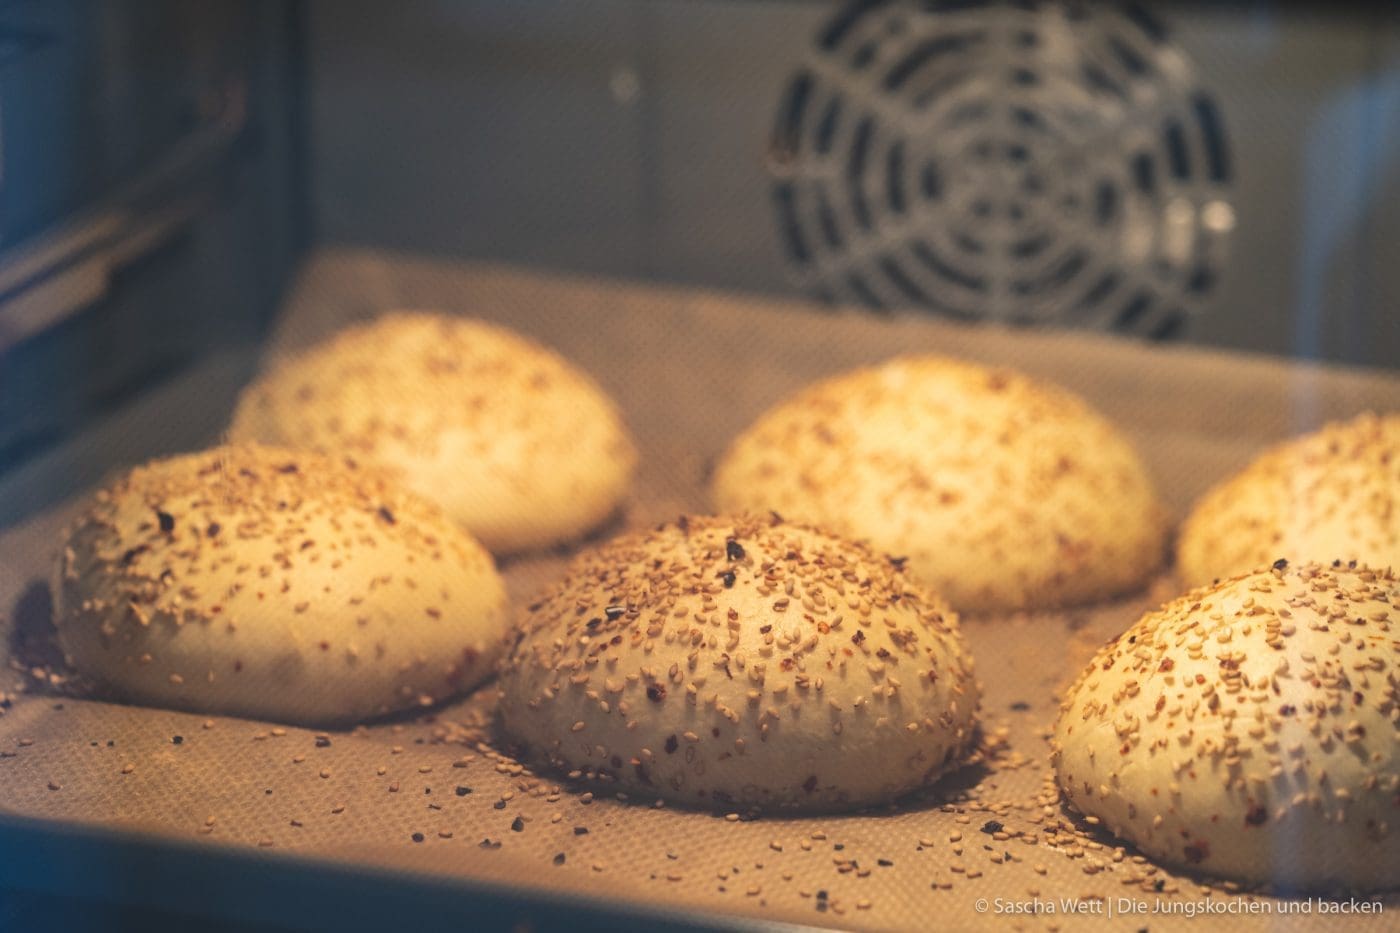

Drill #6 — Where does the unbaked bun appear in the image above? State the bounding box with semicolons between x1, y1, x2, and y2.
1053;561;1400;889
496;514;980;812
1177;412;1400;589
54;444;510;725
712;356;1166;613
229;312;637;554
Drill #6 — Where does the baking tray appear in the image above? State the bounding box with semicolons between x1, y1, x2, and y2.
1;248;1397;931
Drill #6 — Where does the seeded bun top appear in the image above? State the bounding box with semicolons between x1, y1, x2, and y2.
54;444;510;725
229;311;637;554
1177;412;1400;588
496;514;980;812
1053;561;1400;889
712;356;1167;612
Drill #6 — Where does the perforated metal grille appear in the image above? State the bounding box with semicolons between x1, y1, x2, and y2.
769;0;1234;337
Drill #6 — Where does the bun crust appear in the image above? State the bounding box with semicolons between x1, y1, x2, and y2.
1053;562;1400;889
497;514;980;812
713;356;1166;612
230;312;637;553
1178;412;1400;588
54;444;510;725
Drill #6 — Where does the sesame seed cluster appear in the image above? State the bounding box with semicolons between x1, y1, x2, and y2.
230;312;637;554
52;444;510;725
498;514;980;811
1054;561;1400;889
713;356;1168;613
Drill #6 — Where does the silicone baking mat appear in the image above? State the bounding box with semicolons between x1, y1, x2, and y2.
1;249;1397;930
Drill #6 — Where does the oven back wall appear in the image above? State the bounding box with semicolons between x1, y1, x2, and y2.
307;0;1400;370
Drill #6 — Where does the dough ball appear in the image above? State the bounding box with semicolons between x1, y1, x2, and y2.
1178;412;1400;588
497;513;980;811
54;444;510;725
1054;561;1400;889
231;312;637;553
713;356;1166;612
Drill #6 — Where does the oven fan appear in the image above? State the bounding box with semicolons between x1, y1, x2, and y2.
769;0;1234;338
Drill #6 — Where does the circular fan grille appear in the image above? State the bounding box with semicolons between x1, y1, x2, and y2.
769;0;1235;337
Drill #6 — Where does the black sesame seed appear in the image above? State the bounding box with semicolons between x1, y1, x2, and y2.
877;858;893;867
171;735;184;745
604;605;625;621
315;737;331;748
574;826;589;836
553;852;566;865
510;817;525;832
206;522;221;538
721;571;736;589
726;539;745;561
377;506;396;525
411;832;424;843
1010;701;1030;711
1272;558;1289;571
156;510;175;533
493;800;506;810
646;683;666;702
455;786;472;797
980;820;1003;835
